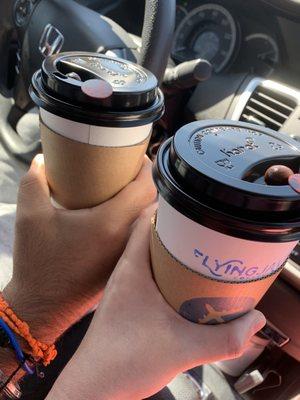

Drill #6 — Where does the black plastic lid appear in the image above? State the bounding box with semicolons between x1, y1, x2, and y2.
153;120;300;242
29;52;164;127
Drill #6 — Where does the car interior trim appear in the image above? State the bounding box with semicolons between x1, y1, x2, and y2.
231;77;300;121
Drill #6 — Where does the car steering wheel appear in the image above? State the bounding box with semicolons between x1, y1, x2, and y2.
0;0;175;163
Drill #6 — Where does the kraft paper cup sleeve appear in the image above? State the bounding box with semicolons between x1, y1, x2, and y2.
150;215;283;325
40;121;150;209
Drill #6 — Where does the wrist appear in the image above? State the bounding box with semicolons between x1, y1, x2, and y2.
0;347;22;381
2;281;64;345
46;355;120;400
47;380;115;400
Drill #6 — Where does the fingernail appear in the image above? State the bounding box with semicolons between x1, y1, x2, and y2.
252;313;266;334
31;154;44;171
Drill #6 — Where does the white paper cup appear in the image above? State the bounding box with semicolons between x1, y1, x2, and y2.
30;52;164;209
156;195;298;282
40;109;152;148
39;110;153;208
151;121;300;324
39;116;151;209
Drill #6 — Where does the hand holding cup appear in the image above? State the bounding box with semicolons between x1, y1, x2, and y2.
4;154;156;347
46;206;266;400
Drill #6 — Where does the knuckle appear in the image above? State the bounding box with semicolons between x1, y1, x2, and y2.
148;181;158;198
104;221;123;240
124;204;142;218
139;208;152;221
16;207;40;228
107;256;131;291
142;183;157;205
225;330;244;359
16;203;36;225
15;213;29;232
131;181;157;207
19;173;36;193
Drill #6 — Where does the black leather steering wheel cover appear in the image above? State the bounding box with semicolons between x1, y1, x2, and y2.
140;0;176;84
0;0;175;164
15;0;139;111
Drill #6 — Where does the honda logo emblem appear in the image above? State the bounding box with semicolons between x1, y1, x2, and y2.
39;24;64;57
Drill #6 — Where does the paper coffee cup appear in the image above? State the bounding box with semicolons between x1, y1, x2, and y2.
151;120;300;324
156;196;297;282
30;52;164;209
39;114;151;209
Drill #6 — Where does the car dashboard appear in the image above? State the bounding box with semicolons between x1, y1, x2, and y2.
174;0;300;85
173;0;282;77
91;0;300;86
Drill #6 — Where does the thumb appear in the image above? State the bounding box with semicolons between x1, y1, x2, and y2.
115;204;157;283
18;154;51;211
180;310;266;367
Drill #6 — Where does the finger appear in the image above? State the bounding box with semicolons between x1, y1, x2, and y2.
18;154;52;212
67;156;156;225
180;310;266;366
115;205;157;287
104;204;157;295
101;156;157;225
124;204;157;262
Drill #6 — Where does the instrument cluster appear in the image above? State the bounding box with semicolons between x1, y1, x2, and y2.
173;1;281;76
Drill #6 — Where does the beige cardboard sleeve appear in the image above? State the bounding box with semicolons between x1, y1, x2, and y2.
41;121;150;209
150;217;283;324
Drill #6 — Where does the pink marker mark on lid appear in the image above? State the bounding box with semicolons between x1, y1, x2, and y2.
81;79;113;99
288;174;300;193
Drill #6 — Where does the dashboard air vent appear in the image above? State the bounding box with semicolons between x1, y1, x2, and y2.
240;85;297;131
232;79;300;132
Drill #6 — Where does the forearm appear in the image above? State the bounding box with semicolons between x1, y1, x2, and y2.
46;346;126;400
46;377;120;400
0;281;104;399
46;362;113;400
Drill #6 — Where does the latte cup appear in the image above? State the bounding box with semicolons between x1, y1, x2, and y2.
151;120;300;324
30;52;164;209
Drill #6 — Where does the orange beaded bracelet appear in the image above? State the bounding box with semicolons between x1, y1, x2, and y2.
0;295;57;366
